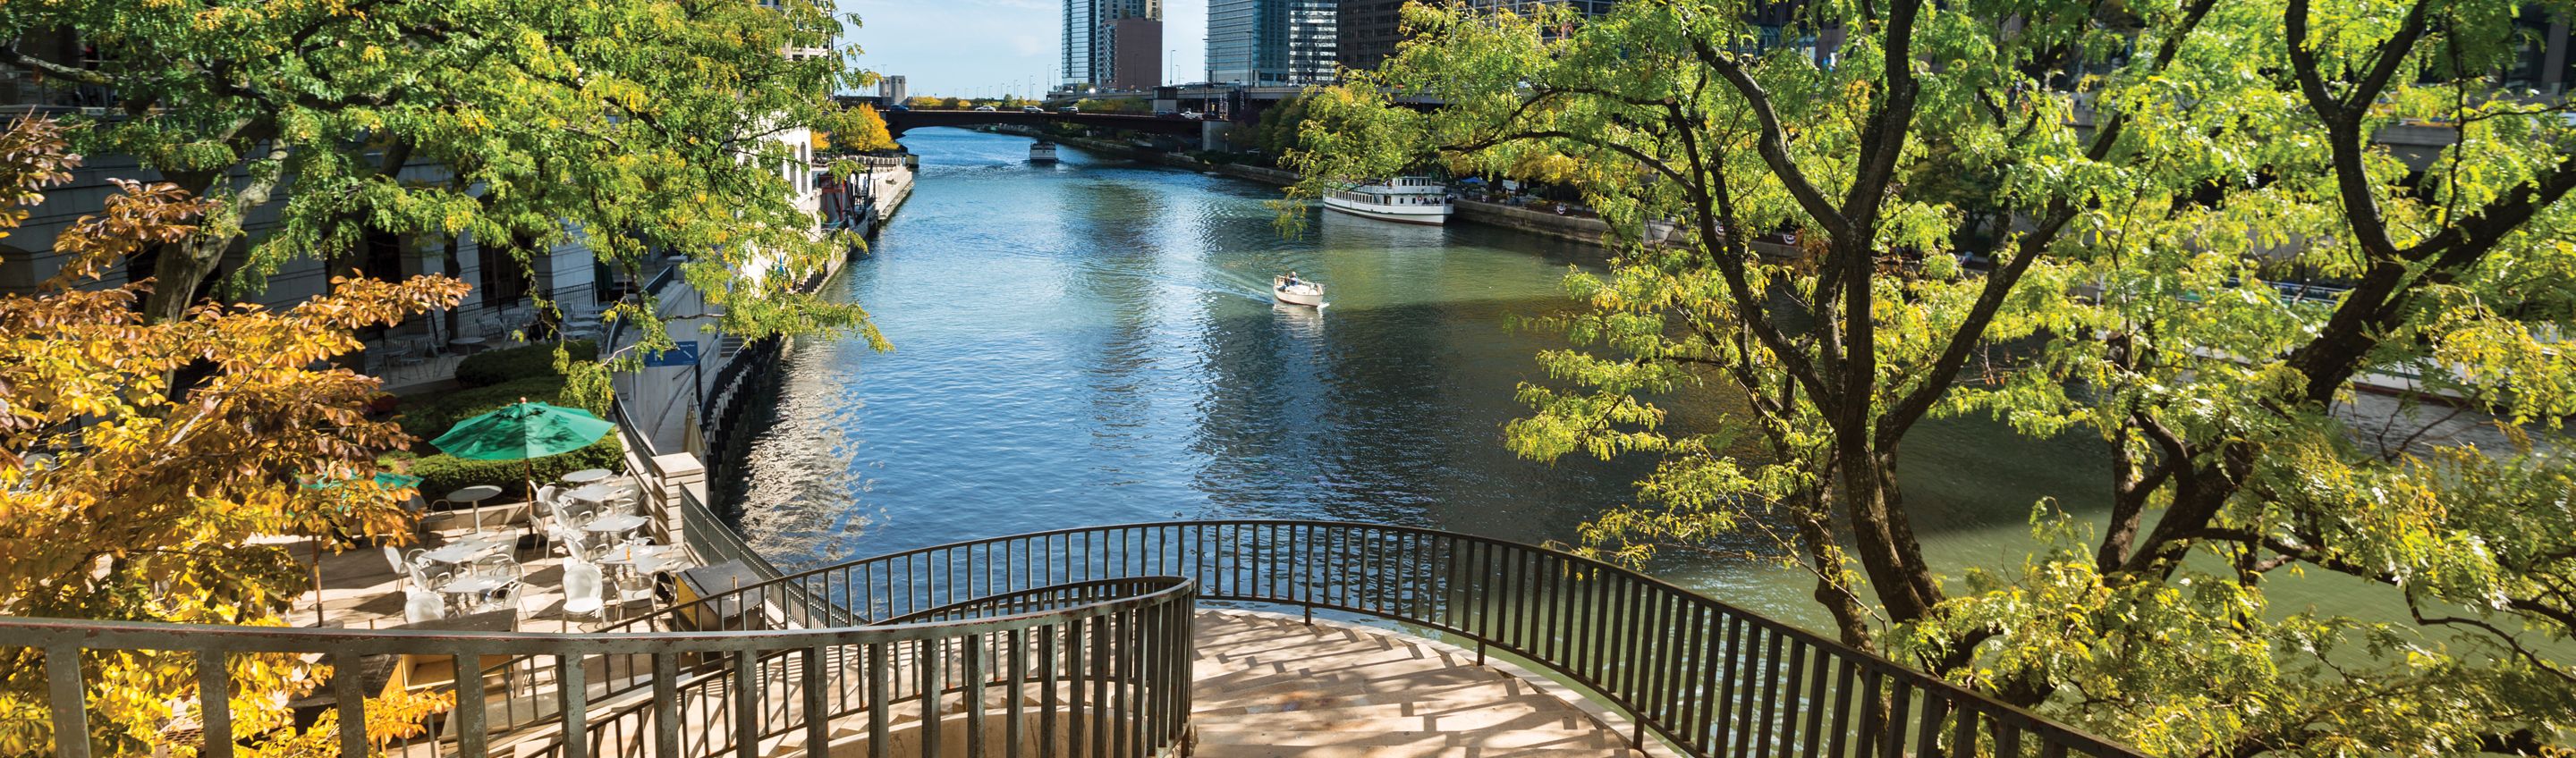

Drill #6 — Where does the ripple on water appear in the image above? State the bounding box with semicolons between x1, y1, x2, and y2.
727;128;2140;633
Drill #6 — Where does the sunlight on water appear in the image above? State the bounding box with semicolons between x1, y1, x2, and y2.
729;127;2206;631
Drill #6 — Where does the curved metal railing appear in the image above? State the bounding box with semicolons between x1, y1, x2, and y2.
596;520;2148;758
7;520;2148;758
551;577;1194;758
4;574;1196;758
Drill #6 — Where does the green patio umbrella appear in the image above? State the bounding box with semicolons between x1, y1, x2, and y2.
429;400;617;524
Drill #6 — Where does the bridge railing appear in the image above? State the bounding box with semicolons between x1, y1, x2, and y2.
611;520;2148;758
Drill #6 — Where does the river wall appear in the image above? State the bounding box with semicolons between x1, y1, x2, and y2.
1006;127;1626;248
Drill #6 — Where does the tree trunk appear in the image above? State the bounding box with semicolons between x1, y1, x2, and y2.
140;234;228;324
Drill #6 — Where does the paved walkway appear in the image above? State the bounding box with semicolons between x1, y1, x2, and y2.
1191;611;1644;758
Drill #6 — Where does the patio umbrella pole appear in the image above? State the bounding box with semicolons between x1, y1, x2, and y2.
311;536;326;626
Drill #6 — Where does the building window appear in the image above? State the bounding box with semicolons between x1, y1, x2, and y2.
479;238;533;306
360;231;405;282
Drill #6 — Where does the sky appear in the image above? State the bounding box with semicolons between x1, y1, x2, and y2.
841;0;1208;98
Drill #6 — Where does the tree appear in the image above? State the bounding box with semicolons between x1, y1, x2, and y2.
835;105;899;153
0;116;464;755
906;96;945;110
1293;0;2576;754
0;0;875;350
1249;95;1312;156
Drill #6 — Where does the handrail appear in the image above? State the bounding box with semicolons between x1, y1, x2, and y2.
6;575;1197;758
9;520;2150;758
546;577;1191;758
601;520;2150;758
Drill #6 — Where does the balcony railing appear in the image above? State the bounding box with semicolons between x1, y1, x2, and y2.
3;520;2147;758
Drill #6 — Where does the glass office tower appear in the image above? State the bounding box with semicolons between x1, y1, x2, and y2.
1207;0;1336;86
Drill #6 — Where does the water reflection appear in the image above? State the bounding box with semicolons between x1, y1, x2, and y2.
729;128;2134;632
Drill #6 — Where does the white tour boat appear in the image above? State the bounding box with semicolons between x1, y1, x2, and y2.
1273;274;1324;307
1029;141;1059;164
1321;176;1452;225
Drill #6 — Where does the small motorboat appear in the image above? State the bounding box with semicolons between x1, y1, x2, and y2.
1030;141;1059;164
1273;274;1324;307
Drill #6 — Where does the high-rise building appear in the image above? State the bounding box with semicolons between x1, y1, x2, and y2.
1208;0;1337;86
877;75;907;104
1065;0;1162;88
1336;0;1404;72
1341;0;1618;73
1106;18;1165;89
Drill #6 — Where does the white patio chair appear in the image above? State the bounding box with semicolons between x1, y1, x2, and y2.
478;580;528;617
562;560;605;622
381;545;409;589
402;587;447;624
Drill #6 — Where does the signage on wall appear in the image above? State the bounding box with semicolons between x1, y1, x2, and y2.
643;341;702;367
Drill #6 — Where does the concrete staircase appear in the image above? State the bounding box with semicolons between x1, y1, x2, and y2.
1189;611;1641;758
473;611;1643;758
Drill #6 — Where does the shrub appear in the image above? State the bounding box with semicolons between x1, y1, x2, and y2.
394;343;623;500
410;435;623;501
453;340;597;388
395;376;574;440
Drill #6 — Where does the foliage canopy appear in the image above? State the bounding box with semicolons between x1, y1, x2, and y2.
1292;0;2576;754
0;0;883;352
0;116;461;755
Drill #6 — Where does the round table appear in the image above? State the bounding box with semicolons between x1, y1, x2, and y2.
418;537;511;566
581;514;649;539
437;574;513;614
561;468;614;486
599;544;684;573
445;484;505;532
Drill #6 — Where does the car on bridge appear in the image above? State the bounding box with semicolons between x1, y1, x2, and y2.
1059;105;1079;114
1022;105;1043;114
973;105;996;112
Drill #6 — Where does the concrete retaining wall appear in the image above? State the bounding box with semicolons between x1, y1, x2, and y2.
993;126;1633;252
1453;199;1616;247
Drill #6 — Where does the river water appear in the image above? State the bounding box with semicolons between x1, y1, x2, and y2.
728;128;2260;630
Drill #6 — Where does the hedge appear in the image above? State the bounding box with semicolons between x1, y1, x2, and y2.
409;436;623;501
394;346;622;500
397;376;577;440
453;340;597;388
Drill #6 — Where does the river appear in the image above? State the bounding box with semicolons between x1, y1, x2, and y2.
729;127;2377;632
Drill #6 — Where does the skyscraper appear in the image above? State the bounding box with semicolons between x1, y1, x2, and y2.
1106;18;1165;89
1337;0;1405;72
1207;0;1337;86
1341;0;1619;73
1065;0;1162;88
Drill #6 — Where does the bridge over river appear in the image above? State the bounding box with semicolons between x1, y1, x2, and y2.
867;106;1208;138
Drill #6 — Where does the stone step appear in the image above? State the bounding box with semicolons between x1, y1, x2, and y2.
1196;644;1474;682
1206;703;1606;736
1193;724;1632;750
1199;693;1574;722
1195;664;1522;707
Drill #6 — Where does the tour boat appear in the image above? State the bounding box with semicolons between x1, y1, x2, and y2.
1321;176;1451;225
1029;141;1058;164
1273;274;1324;307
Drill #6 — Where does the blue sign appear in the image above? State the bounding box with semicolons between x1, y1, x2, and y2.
643;341;702;367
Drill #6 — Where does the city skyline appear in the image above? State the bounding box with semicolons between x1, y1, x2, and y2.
843;0;1208;97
